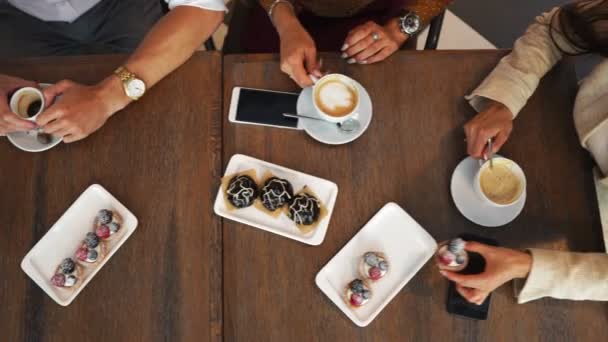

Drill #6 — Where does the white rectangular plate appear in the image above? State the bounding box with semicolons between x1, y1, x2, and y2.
214;154;338;245
315;202;437;327
21;184;138;306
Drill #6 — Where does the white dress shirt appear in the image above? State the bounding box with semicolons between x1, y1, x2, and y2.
8;0;226;23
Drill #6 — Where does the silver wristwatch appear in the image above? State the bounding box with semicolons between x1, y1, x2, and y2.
399;11;421;36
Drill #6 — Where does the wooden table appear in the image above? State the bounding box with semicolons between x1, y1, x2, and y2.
0;52;223;341
222;51;608;341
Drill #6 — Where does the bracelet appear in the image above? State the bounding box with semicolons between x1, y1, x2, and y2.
268;0;295;25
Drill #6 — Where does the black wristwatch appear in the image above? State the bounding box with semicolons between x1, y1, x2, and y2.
399;11;422;36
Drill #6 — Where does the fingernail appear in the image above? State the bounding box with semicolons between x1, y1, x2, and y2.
359;60;368;64
347;58;356;64
341;44;349;51
439;270;446;276
341;52;348;59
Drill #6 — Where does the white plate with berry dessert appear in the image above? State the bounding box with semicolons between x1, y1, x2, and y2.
214;154;338;246
315;202;437;327
20;184;138;306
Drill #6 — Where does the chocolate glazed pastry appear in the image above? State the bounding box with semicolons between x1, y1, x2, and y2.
288;193;320;225
260;177;294;211
227;175;259;208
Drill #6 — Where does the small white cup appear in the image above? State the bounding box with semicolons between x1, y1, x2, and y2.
474;157;526;207
312;74;360;123
9;87;45;122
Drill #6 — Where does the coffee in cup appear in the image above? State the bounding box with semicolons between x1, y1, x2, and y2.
474;157;526;207
9;87;45;121
312;74;359;122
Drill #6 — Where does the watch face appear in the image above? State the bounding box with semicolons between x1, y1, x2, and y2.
126;79;146;98
401;13;421;35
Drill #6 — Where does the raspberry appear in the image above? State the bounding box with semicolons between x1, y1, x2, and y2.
97;209;113;225
438;253;453;266
368;266;383;280
76;247;89;261
350;293;364;306
96;225;110;239
51;273;65;286
84;232;99;248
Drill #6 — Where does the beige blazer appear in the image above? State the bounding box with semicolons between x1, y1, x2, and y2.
465;8;608;303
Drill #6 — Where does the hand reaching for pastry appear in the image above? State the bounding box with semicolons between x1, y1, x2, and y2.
438;241;532;305
0;74;38;134
341;20;408;65
464;101;514;159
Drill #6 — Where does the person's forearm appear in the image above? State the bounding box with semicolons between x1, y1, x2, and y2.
406;0;452;27
98;6;224;110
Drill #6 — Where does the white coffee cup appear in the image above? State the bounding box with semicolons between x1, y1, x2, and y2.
312;74;360;123
9;87;45;122
474;157;526;207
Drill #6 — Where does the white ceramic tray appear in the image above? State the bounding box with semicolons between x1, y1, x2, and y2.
21;184;138;306
214;154;338;245
316;202;437;327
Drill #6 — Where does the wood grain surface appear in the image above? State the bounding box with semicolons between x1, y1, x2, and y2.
0;52;223;342
221;51;607;342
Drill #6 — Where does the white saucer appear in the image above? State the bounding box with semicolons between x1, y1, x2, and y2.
296;80;372;145
7;83;63;153
450;157;526;227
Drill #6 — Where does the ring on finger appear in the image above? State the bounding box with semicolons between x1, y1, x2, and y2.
371;32;380;41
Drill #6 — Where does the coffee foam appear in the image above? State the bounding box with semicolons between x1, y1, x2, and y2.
316;81;356;115
479;162;522;205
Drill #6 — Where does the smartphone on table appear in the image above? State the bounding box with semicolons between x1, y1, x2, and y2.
229;87;304;130
446;233;499;320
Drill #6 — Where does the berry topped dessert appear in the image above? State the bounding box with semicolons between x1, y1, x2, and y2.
50;258;81;289
436;238;469;271
226;175;259;208
359;251;390;282
287;193;320;226
345;279;372;308
75;232;106;265
260;177;294;212
95;209;123;240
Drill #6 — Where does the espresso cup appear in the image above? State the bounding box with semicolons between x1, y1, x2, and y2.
9;87;45;122
312;74;360;123
474;157;526;207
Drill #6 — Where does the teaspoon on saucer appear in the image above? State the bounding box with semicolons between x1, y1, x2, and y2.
283;113;361;133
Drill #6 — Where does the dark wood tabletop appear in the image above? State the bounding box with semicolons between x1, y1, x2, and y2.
0;52;223;342
222;51;608;341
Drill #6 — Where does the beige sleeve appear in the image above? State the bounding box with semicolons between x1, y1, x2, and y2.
465;7;577;117
513;248;608;303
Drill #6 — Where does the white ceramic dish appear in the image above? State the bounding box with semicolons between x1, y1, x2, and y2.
315;202;437;327
451;156;526;227
296;79;372;145
7;83;63;153
21;184;138;306
214;154;338;245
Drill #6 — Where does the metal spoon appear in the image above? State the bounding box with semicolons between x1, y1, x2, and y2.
283;113;360;132
486;138;494;168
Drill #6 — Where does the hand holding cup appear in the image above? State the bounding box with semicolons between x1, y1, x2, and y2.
0;74;39;134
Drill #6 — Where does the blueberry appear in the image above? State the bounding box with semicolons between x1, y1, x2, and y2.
84;232;100;248
456;255;466;265
65;275;77;287
361;290;371;300
97;209;113;225
350;279;365;293
363;252;379;267
87;249;98;261
448;238;465;254
379;260;389;271
108;222;120;233
60;258;76;274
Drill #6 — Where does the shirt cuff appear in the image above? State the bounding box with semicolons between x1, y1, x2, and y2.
167;0;228;12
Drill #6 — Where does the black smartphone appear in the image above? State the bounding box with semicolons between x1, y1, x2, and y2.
228;87;300;129
446;234;499;320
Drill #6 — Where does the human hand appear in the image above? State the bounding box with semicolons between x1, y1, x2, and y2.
341;20;407;65
0;74;39;134
464;101;514;159
37;77;130;143
438;241;532;305
278;22;322;87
